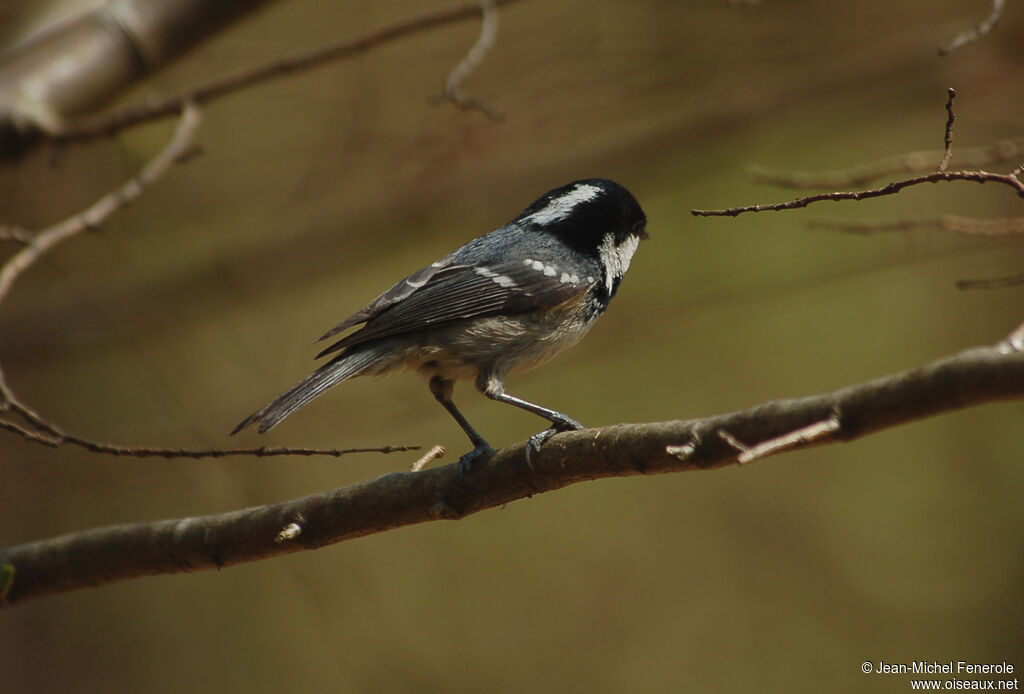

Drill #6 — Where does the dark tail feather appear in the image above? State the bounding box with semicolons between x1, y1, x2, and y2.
231;349;383;435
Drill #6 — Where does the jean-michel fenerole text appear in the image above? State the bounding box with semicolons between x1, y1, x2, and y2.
874;661;1014;676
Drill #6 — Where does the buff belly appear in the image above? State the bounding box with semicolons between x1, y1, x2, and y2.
374;295;600;383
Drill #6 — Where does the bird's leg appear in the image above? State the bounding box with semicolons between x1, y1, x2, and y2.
476;373;583;467
429;376;493;475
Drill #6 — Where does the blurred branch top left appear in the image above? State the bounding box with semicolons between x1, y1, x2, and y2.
0;0;524;156
0;0;275;151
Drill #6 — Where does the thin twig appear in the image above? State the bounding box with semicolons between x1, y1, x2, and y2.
411;444;446;471
940;0;1005;56
716;428;747;453
54;0;526;141
432;0;505;119
4;398;70;442
0;419;60;447
59;435;419;459
937;88;956;173
692;169;1024;217
734;412;841;464
701;91;1024;292
2;406;418;457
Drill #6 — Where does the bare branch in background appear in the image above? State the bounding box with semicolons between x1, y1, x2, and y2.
746;136;1024;190
432;0;506;120
0;103;202;309
0;103;415;460
32;0;526;144
3;419;418;459
955;274;1024;291
2;332;1022;606
806;216;1024;237
0;104;201;446
939;0;1005;56
691;169;1024;217
694;92;1024;219
694;91;1024;290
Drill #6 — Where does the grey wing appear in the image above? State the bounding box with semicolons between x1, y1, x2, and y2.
315;258;595;358
315;256;456;344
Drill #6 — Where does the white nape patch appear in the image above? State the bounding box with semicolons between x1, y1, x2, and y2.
475;266;518;288
598;232;640;294
524;183;603;225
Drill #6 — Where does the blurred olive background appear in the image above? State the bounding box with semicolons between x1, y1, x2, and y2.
2;1;1023;692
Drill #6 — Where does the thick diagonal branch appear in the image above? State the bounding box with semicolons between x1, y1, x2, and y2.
3;338;1022;606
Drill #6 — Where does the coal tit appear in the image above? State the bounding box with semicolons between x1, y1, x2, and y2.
232;178;648;471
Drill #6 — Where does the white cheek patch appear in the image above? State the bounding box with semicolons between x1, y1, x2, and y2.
598;233;640;294
524;183;603;225
475;266;518;289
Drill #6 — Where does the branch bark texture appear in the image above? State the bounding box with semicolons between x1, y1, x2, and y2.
3;340;1022;607
0;0;277;133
